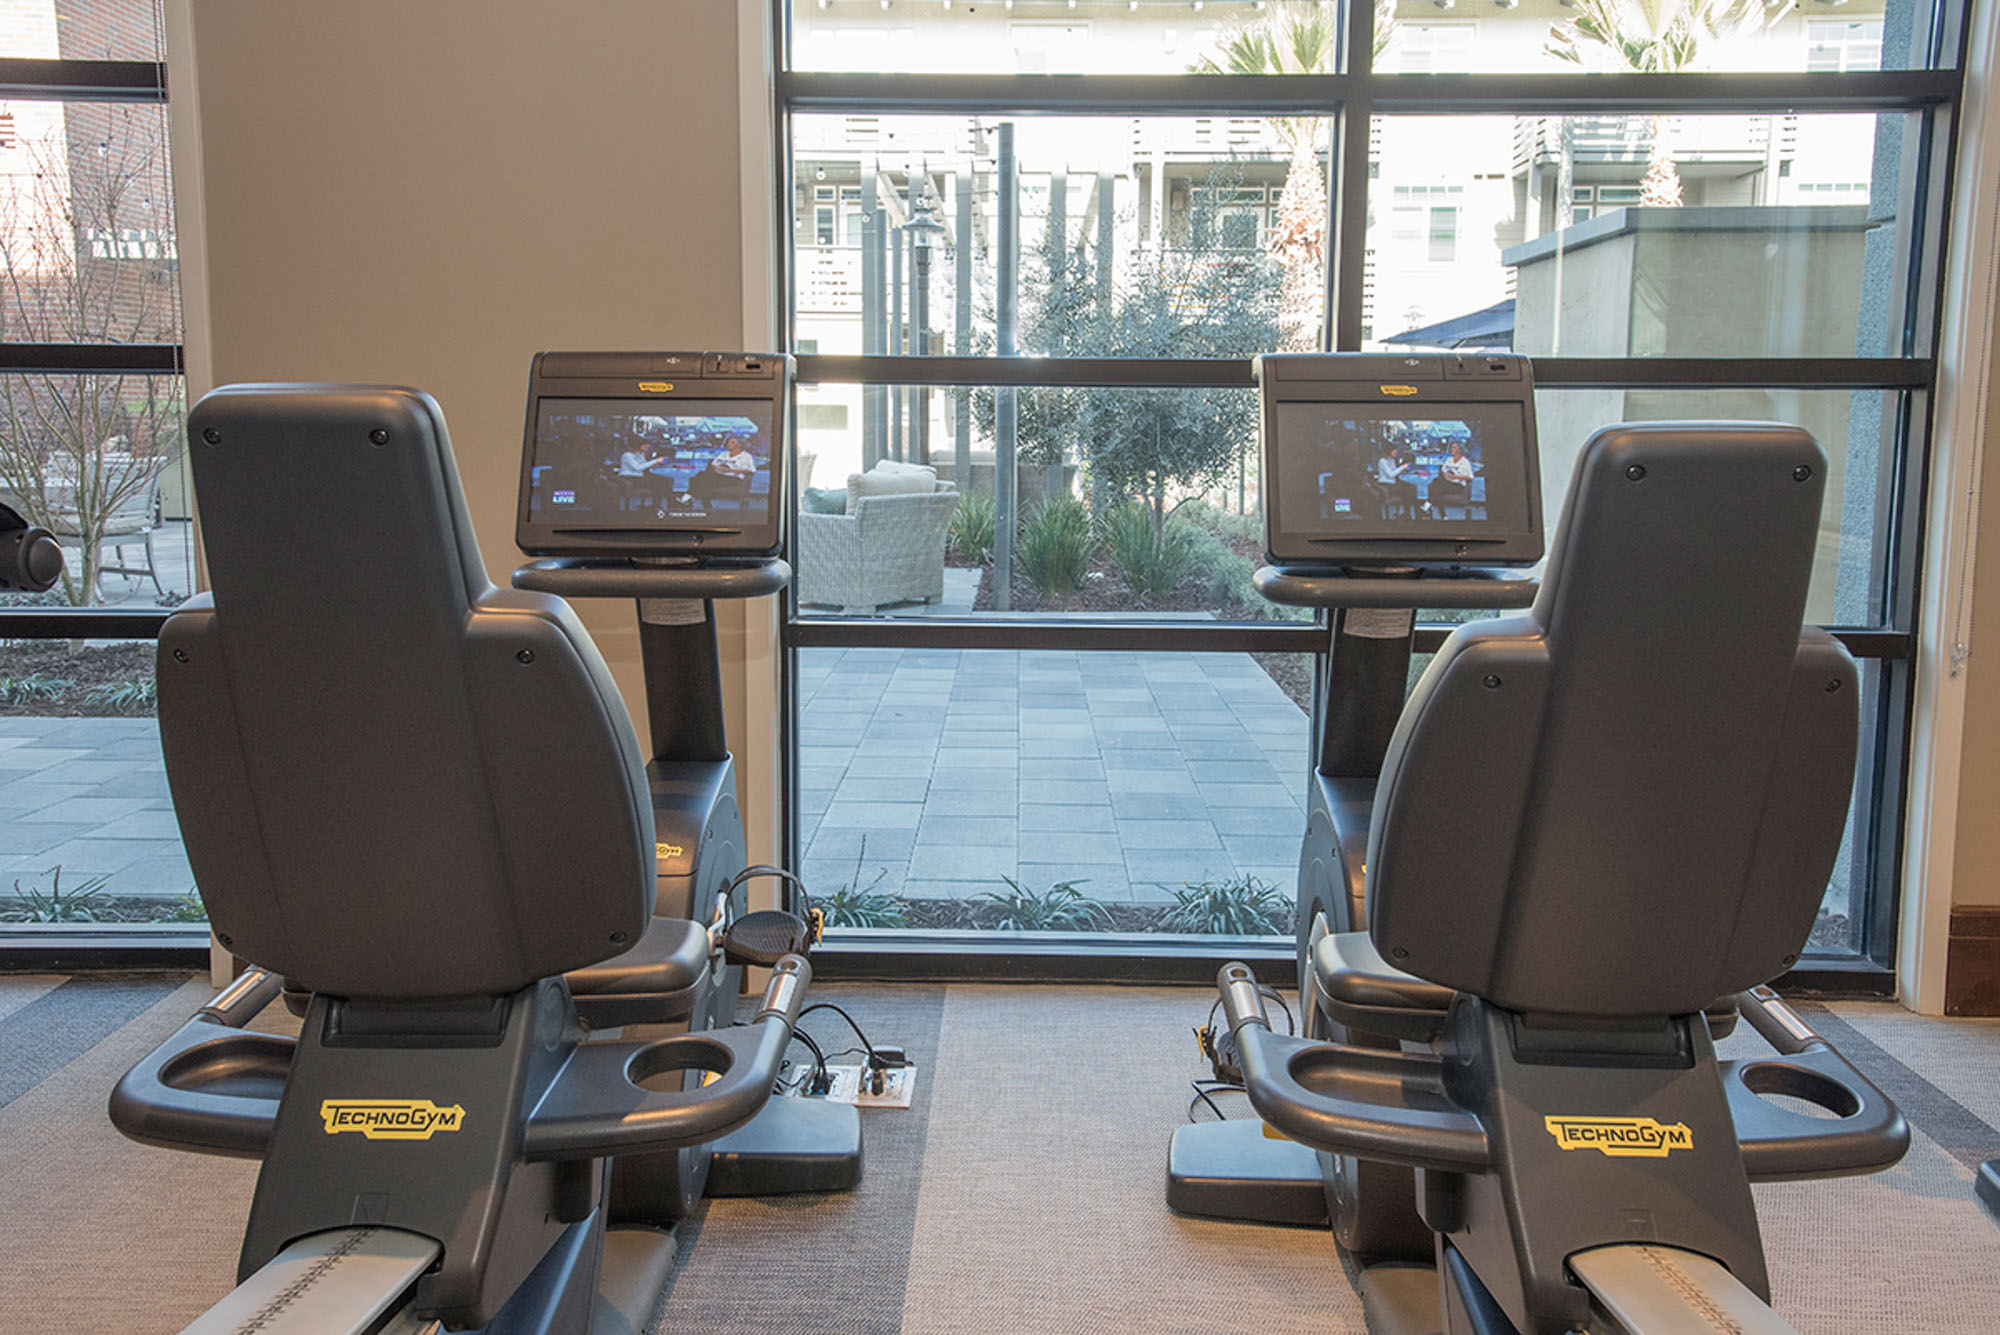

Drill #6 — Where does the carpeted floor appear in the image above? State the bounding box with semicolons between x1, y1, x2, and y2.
2;974;1997;1333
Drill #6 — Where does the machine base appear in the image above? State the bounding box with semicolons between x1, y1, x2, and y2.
1165;1118;1330;1226
706;1094;864;1196
1979;1159;2000;1220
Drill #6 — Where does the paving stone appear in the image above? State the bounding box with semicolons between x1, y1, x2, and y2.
1104;769;1200;795
1209;805;1306;837
1117;818;1223;851
0;822;98;857
1221;833;1303;867
1018;735;1098;758
1099;748;1184;772
1018;757;1105;783
817;801;925;831
806;826;917;863
28;836;175;876
1029;780;1112;806
916;815;1019;846
906;843;1016;882
1018;803;1117;834
920;787;1018;817
1108;790;1212;821
832;777;932;805
1124;848;1237;885
1016;863;1130;901
1022;830;1125;864
1197;782;1301;809
933;747;1016;770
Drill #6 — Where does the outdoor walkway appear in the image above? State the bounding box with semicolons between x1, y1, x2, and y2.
798;647;1308;905
0;716;189;900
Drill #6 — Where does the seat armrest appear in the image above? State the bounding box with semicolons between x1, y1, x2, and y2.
1313;930;1455;1044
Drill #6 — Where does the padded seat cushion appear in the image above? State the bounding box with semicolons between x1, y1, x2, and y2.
566;917;710;1028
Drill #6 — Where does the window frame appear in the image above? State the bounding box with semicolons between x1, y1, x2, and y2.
770;2;1963;981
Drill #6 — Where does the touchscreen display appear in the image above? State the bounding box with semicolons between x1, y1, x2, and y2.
1272;402;1530;542
525;397;776;530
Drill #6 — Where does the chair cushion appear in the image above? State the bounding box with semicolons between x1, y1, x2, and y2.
847;463;938;510
565;915;710;1028
803;485;848;515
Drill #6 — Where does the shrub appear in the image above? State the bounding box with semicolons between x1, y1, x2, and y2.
2;866;111;924
1184;526;1258;605
820;882;911;929
1102;503;1198;598
972;877;1110;931
83;677;156;714
947;490;996;565
1179;498;1263;545
1160;874;1292;936
1016;495;1096;596
0;673;72;706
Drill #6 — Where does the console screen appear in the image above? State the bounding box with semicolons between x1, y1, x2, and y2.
1270;401;1531;544
525;397;777;531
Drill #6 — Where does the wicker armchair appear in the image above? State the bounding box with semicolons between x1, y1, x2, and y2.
796;482;960;614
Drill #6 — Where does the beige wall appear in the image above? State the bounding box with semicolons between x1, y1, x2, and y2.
167;0;776;855
1950;332;2000;909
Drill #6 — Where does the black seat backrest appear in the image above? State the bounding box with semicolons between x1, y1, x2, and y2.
1366;423;1858;1017
159;385;653;1000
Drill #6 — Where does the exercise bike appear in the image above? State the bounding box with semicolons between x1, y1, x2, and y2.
109;370;849;1332
1184;358;1908;1332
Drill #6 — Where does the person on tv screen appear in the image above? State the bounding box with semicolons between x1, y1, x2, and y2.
617;438;661;477
1374;445;1419;518
1426;439;1477;515
689;434;759;506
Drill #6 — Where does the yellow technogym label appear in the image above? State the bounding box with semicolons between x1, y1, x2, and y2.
320;1100;466;1140
656;841;685;860
1544;1116;1692;1158
637;382;675;393
1379;384;1419;397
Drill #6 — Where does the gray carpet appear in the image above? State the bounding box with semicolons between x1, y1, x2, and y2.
2;978;1998;1333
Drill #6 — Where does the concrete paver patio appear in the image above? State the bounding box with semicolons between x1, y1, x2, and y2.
798;646;1309;905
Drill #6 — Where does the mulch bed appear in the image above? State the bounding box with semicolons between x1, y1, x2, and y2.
0;640;157;716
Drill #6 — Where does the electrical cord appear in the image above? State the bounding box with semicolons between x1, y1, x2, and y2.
1188;1079;1249;1123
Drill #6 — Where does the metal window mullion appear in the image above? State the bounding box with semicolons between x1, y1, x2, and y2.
1359;69;1958;116
794;353;1930;391
779;71;1353;117
0;343;183;376
0;57;165;102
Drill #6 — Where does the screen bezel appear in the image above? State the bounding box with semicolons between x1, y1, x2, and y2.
516;355;788;558
1260;363;1544;568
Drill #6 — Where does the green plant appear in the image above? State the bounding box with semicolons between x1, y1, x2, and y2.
948;490;996;565
83;676;156;714
158;891;209;923
972;877;1111;931
2;866;112;923
1185;526;1258;605
0;673;72;705
1160;874;1291;936
1179;498;1264;546
1103;503;1199;599
820;881;910;929
1016;494;1096;596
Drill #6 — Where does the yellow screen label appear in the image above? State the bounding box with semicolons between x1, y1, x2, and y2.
1545;1116;1692;1157
637;381;675;393
1379;384;1419;397
321;1099;466;1140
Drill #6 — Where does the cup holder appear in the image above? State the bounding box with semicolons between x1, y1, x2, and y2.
626;1035;735;1093
1739;1060;1861;1120
159;1034;293;1101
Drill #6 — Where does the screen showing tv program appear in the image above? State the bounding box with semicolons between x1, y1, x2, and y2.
1272;402;1530;542
525;398;776;530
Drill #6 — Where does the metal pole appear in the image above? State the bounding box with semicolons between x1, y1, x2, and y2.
890;216;904;462
1091;170;1114;514
1046;168;1068;503
995;122;1018;612
861;163;883;470
954;165;973;492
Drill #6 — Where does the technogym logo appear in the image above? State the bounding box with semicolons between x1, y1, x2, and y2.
1544;1116;1693;1158
320;1099;466;1141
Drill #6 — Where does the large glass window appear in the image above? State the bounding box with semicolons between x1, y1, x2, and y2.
778;0;1953;970
0;3;192;945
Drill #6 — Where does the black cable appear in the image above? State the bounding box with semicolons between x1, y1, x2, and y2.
788;1026;829;1094
799;1001;879;1066
1257;983;1297;1036
1188;1080;1248;1123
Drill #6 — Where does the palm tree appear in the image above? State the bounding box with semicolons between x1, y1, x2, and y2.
1546;0;1788;206
1193;1;1394;350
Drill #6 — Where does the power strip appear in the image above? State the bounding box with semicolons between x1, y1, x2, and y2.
821;1063;918;1108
